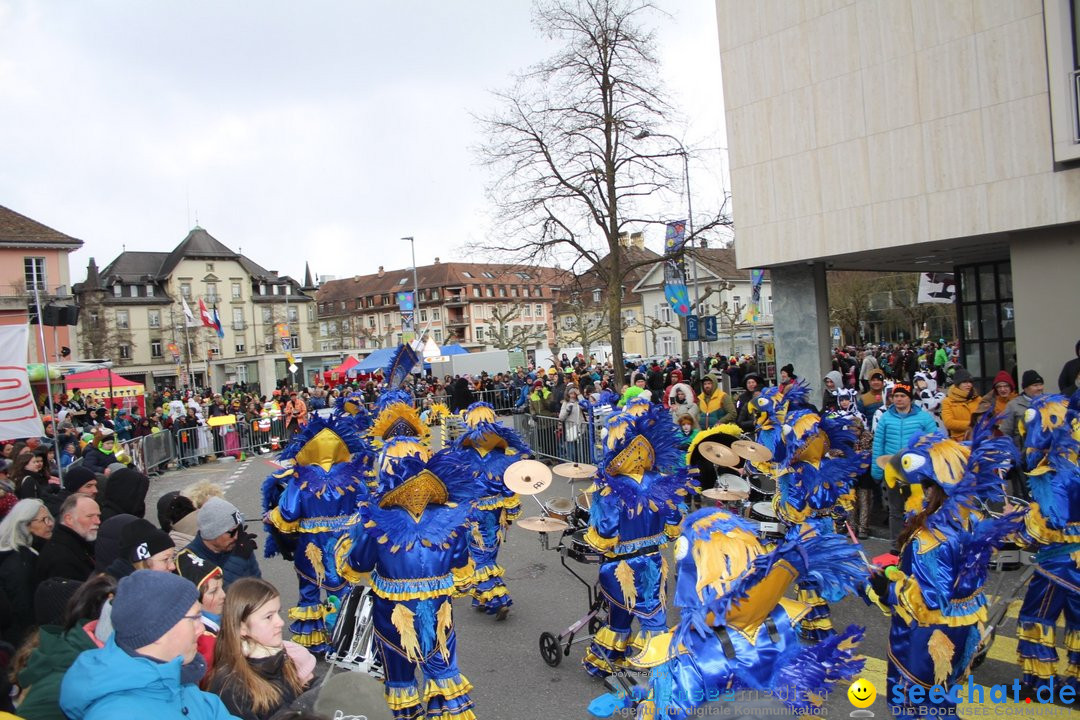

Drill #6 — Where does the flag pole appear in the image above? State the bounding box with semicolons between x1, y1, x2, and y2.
31;282;61;484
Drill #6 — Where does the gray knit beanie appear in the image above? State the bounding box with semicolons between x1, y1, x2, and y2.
112;570;199;654
197;496;243;539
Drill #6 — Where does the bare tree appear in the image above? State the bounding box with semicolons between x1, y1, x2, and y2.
638;315;678;355
557;297;621;361
475;0;731;388
715;300;749;356
481;304;549;350
827;271;880;345
75;293;133;362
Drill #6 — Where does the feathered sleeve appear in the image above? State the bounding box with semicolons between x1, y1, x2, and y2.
584;491;619;554
334;513;376;585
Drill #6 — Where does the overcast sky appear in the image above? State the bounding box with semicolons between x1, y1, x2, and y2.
0;1;727;286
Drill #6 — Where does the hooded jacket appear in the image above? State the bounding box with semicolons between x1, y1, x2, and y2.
822;371;844;410
35;524;95;584
665;383;698;423
941;384;981;441
17;623;98;720
59;636;236;720
98;468;149;523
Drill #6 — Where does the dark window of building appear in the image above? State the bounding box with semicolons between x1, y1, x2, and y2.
956;261;1014;389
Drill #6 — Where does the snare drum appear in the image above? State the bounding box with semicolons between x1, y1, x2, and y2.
749;501;784;539
566;529;604;564
573;492;592;528
748;473;777;504
545;497;575;525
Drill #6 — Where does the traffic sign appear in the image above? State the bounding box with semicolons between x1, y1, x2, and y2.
832;325;841;339
703;316;718;341
686;315;699;341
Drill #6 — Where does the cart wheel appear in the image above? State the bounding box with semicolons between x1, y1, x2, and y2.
589;616;604;635
539;632;562;667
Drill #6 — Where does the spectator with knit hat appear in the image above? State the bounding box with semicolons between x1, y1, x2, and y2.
940;367;981;441
1000;369;1046;448
175;548;226;672
975;370;1018;435
185;497;260;588
59;570;235;719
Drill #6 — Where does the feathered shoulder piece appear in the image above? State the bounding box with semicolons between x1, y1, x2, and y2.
369;397;430;447
279;413;371;467
1020;393;1071;471
336;391;373;426
454;405;532;458
375;389;415;414
1025;391;1080;528
780;379;812;409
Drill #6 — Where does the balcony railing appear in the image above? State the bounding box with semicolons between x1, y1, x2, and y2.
445;296;467;307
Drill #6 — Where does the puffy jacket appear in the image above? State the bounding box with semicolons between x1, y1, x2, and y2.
185;533;261;589
871;405;939;481
59;636;238;720
17;623;98;720
940;385;981;441
697;388;735;429
665;383;698;423
80;446;116;475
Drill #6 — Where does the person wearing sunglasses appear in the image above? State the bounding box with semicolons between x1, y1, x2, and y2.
185;497;261;589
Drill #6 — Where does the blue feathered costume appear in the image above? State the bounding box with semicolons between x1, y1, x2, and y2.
1014;392;1080;690
875;416;1022;716
620;507;866;720
335;438;478;720
581;404;698;678
754;380;868;643
453;402;530;617
261;413;373;651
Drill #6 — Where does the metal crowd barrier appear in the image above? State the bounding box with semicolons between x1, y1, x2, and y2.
514;406;612;464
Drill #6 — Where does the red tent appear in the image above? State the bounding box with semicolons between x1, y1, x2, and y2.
319;356;360;387
64;369;147;415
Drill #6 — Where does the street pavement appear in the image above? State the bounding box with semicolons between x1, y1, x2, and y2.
145;457;1079;720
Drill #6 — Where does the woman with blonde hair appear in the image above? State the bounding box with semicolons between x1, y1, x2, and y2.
205;578;313;720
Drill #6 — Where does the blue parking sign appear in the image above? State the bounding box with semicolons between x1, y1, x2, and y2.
686;315;699;341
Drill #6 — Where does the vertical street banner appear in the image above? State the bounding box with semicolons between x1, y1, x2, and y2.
397;291;415;342
745;268;764;322
0;325;44;441
663;220;692;317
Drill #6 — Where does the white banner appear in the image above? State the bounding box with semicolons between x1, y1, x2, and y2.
0;326;44;441
917;272;956;304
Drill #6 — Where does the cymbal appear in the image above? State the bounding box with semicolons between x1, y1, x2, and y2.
553;462;598;479
731;440;773;463
702;487;749;501
697;441;741;468
504;459;553;495
517;516;570;532
875;454;893;470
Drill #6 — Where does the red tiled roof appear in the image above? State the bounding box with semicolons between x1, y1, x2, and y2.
0;205;84;248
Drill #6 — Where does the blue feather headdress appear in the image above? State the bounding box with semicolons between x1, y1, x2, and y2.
278;412;370;463
1025;391;1080;528
601;403;686;475
384;344;419;389
780;378;812;410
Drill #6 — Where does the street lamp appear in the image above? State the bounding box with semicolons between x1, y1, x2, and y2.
401;237;420;342
635;130;705;376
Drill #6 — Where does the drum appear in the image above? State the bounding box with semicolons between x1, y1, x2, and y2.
573;491;592;529
747;473;777;504
715;474;751;498
326;585;383;678
545;497;575;525
566;529;604;565
749;501;784;540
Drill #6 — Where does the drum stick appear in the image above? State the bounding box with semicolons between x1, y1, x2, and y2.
843;521;875;571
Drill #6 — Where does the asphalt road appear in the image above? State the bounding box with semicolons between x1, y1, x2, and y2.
145;455;1078;720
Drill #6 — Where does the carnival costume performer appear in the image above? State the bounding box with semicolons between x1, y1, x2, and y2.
1013;392;1080;690
261;413;373;651
599;507;866;720
453;401;531;619
871;416;1022;717
581;404;698;678
746;385;788;474
776;382;866;643
335;437;478;720
684;422;743;501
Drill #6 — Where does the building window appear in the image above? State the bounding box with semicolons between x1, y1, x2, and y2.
88;310;100;329
419;309;427;322
206;263;214;272
150;340;162;358
434;329;442;342
383;313;390;326
23;257;46;292
128;285;138;298
511;286;519;297
287;306;299;322
259;284;267;296
432;309;440;321
957;262;1014;387
236;341;246;354
431;289;439;300
368;316;375;328
113;285;122;298
660;335;675;355
592;289;602;303
262;307;273;324
231;282;242;299
115;310;129;329
498;286;507;297
272;285;280;296
148;310;161;328
535;304;543;317
476;327;485;342
462;271;474;278
206;283;218;302
485;287;494;297
473;286;481;297
181;283;192;299
523;287;530;298
119;345;130;360
523;305;531;317
146;284;155;297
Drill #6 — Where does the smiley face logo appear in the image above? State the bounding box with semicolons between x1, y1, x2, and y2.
848;678;876;708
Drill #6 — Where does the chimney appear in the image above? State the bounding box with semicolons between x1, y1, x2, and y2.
377;266;384;277
617;231;629;248
631;232;644;250
434;257;440;264
353;276;360;283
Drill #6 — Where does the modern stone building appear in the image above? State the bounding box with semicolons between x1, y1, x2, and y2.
717;0;1080;388
74;227;322;392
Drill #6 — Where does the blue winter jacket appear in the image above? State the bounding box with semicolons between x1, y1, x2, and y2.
59;636;238;720
871;404;940;480
186;533;262;588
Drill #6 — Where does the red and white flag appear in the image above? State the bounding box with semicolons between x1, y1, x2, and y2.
197;298;215;329
0;326;44;441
